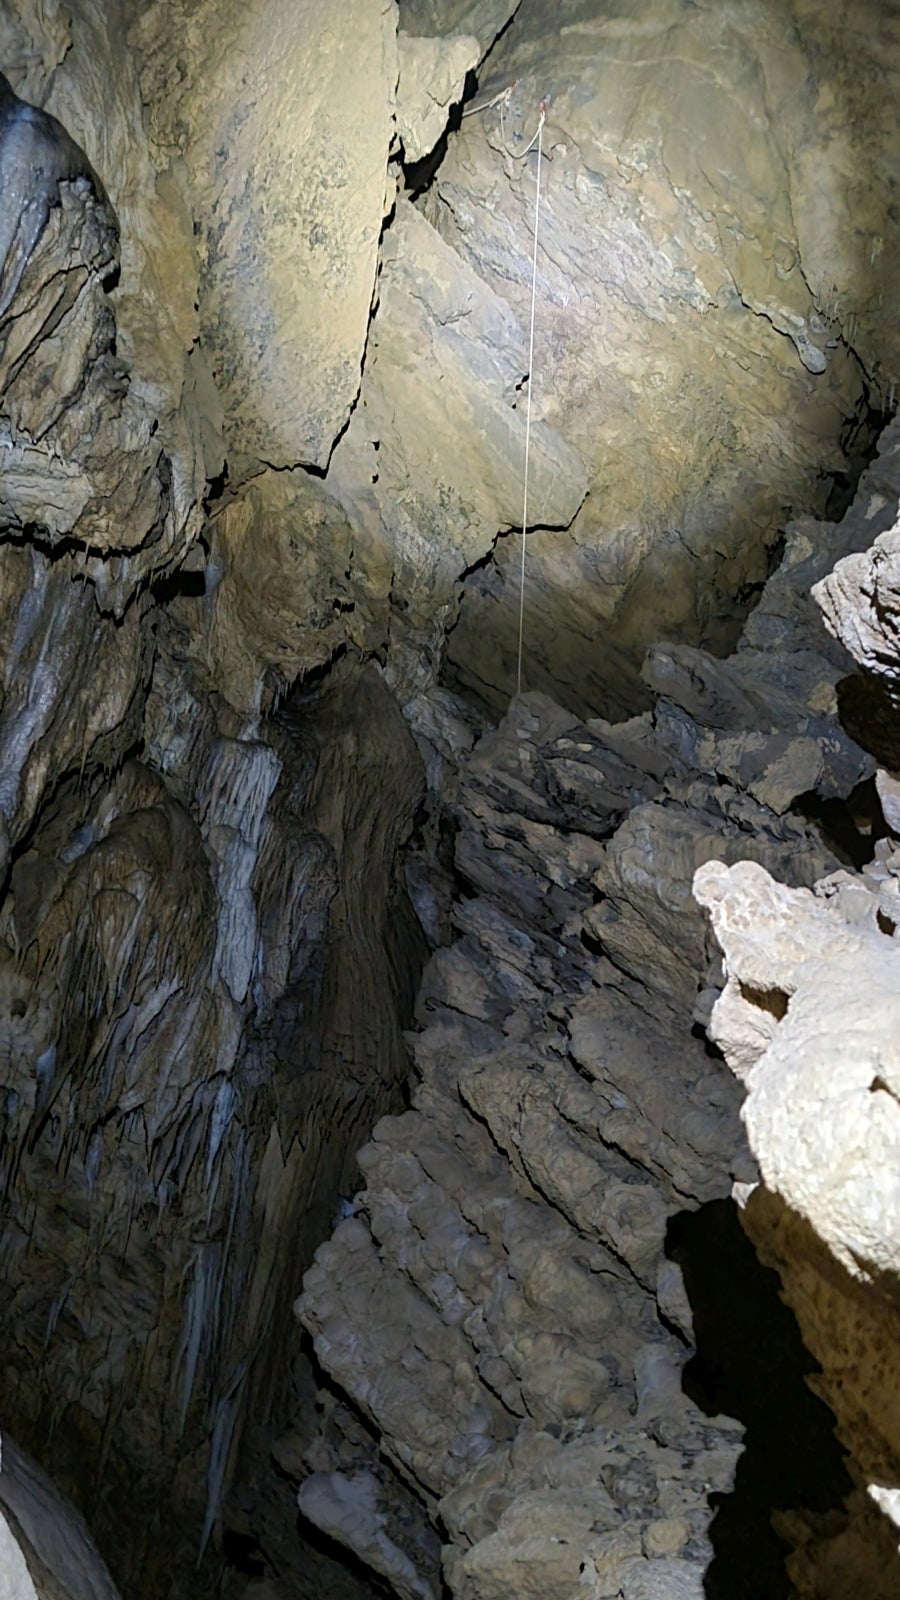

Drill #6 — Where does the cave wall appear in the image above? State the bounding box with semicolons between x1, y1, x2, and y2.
8;0;897;720
0;1;899;1596
439;0;900;715
0;26;428;1587
293;420;900;1600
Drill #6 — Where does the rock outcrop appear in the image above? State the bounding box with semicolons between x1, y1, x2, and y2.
8;0;896;717
692;425;900;1598
0;1433;122;1600
294;424;900;1598
0;1;898;1596
439;0;900;715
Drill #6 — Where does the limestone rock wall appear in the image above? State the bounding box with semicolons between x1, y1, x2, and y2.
0;28;427;1597
439;0;900;715
8;0;892;723
0;0;898;1594
692;421;900;1598
293;427;899;1598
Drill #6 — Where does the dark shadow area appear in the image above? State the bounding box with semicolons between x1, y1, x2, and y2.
150;563;207;604
823;382;896;522
667;1198;852;1599
402;69;476;198
837;671;900;773
794;775;886;870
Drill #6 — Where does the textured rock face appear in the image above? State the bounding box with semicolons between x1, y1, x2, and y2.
295;691;752;1599
0;641;426;1593
130;0;399;476
815;509;900;693
439;0;900;714
293;428;900;1598
692;427;900;1595
0;0;898;1596
0;31;425;1592
8;0;892;717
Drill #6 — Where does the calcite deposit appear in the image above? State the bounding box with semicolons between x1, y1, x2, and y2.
0;0;898;1597
691;437;900;1599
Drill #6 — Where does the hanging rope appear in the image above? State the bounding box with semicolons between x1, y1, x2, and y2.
461;87;549;697
461;80;517;120
515;102;546;696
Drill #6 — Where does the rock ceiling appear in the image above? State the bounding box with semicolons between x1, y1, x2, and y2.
0;1;899;1597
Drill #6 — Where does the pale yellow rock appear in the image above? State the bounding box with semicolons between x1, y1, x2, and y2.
642;1517;689;1558
439;0;900;713
131;0;399;472
397;32;480;163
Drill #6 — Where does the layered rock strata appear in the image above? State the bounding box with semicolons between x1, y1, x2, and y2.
0;50;427;1597
294;425;900;1598
693;423;900;1598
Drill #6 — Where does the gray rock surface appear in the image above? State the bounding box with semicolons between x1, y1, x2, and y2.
0;4;897;1598
296;423;900;1599
0;1434;121;1600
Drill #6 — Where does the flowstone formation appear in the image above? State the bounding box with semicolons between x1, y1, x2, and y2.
0;24;426;1596
0;1;898;1597
692;425;900;1599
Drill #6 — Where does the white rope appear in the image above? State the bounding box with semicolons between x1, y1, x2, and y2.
516;109;545;697
461;80;517;119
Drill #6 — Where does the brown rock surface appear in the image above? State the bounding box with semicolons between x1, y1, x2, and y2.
439;0;900;714
0;3;897;1597
129;0;399;476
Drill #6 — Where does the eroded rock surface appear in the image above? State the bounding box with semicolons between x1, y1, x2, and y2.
290;409;900;1598
439;0;900;714
292;429;899;1597
690;427;900;1596
0;3;897;1598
